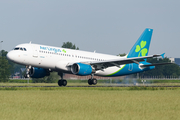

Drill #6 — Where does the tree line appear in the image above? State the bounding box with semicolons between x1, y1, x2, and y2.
140;58;180;78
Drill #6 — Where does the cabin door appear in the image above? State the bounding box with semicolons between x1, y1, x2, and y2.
31;45;39;58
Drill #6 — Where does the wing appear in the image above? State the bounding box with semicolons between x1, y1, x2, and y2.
66;54;171;71
87;54;161;70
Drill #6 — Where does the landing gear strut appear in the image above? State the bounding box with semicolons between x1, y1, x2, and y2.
88;74;97;85
58;72;67;86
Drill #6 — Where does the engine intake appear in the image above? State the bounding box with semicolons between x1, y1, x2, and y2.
71;63;92;76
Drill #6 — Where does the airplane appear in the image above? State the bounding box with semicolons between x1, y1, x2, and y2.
7;28;171;86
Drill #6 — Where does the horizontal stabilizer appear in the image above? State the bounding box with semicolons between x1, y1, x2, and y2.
140;62;172;67
161;53;165;58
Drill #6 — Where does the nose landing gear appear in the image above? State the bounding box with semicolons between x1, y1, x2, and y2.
24;66;31;78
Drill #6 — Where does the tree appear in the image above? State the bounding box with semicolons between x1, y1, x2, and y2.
139;58;180;78
62;42;79;50
0;50;8;57
118;53;126;57
46;72;60;83
0;50;25;77
32;72;59;83
0;56;10;82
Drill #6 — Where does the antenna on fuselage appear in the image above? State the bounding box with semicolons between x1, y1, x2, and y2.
94;50;96;53
29;41;32;44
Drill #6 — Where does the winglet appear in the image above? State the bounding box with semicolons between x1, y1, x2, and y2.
161;53;165;58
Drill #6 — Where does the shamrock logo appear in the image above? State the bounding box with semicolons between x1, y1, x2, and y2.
135;41;148;57
62;49;66;53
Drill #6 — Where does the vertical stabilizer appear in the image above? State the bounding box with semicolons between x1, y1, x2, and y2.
127;28;153;58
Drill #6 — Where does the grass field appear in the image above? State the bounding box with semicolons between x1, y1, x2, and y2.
5;79;180;87
1;82;180;87
0;87;180;120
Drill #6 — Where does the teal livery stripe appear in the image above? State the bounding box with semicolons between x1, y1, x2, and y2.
106;54;128;76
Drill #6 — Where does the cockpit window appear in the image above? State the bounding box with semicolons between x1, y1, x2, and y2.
14;47;27;51
14;48;20;50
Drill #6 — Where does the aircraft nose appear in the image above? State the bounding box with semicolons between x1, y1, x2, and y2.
7;51;15;61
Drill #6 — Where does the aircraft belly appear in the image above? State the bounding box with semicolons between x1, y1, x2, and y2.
95;66;122;76
55;61;70;71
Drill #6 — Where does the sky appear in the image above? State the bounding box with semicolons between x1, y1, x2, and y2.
0;0;180;58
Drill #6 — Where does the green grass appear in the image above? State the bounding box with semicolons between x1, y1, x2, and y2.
8;79;33;83
2;81;180;87
0;87;180;120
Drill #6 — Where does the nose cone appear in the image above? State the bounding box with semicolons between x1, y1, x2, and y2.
7;51;15;61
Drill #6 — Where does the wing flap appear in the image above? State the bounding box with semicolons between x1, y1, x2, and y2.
140;62;172;67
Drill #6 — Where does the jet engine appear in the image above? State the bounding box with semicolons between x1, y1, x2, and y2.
28;67;50;78
71;63;93;76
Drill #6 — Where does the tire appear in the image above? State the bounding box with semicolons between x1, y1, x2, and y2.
62;79;67;86
58;80;67;86
58;80;62;86
92;78;97;85
88;79;92;85
24;74;30;78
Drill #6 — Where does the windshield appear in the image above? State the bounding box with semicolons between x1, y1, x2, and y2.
14;47;27;51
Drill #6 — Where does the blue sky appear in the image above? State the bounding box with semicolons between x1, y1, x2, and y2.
0;0;180;57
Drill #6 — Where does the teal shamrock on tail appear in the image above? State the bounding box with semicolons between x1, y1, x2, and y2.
135;41;148;57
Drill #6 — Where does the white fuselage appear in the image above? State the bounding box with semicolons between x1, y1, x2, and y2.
7;43;125;76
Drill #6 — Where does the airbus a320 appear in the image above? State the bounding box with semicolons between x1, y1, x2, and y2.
7;28;171;86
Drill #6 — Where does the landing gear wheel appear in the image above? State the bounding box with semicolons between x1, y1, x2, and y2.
92;78;97;85
62;79;67;86
58;79;67;86
88;78;97;85
88;79;92;85
24;74;29;78
58;80;62;86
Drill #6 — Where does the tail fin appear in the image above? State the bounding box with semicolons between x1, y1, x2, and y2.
127;28;153;58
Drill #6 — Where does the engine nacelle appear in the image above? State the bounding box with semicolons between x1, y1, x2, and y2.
71;63;92;76
30;67;50;78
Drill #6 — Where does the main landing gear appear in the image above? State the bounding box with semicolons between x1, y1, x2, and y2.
58;72;67;86
57;73;97;86
88;74;97;85
58;79;67;86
